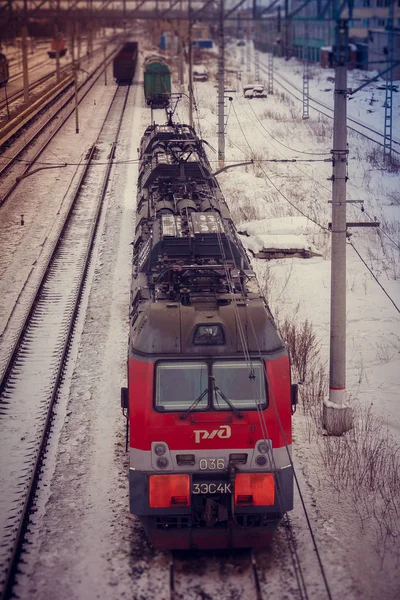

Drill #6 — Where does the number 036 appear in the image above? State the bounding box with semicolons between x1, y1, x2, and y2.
199;458;225;470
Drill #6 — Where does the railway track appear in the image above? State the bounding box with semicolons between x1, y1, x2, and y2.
0;83;132;600
6;55;53;86
2;36;117;111
0;63;72;113
0;44;119;207
170;549;264;600
258;58;400;154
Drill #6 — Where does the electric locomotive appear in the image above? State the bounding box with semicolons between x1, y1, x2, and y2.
121;121;297;550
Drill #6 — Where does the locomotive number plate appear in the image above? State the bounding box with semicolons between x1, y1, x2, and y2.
198;458;226;470
192;482;232;495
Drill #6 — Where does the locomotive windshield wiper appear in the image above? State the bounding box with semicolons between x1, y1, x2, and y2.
213;381;243;420
179;387;209;420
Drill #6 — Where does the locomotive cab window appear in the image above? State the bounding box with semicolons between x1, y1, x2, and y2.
155;361;208;411
213;360;267;410
154;359;267;412
193;324;225;345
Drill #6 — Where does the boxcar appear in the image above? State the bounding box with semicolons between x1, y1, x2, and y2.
143;56;171;108
113;42;138;83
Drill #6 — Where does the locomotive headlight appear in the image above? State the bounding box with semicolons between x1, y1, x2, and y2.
154;443;167;456
255;455;267;467
157;457;169;469
257;442;269;454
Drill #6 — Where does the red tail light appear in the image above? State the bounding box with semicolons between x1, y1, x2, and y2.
234;473;275;506
149;474;190;508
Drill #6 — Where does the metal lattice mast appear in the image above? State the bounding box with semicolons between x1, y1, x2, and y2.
268;51;274;94
383;0;394;165
255;45;260;81
246;24;251;73
217;0;225;167
302;24;309;119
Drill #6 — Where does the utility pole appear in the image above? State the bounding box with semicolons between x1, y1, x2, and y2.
323;15;352;436
68;20;75;65
217;0;225;167
77;21;81;63
179;36;184;85
179;0;184;85
54;22;61;83
104;44;107;85
284;0;290;60
22;0;29;104
188;0;193;127
73;60;79;134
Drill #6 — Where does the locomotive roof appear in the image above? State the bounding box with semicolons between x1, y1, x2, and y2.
129;123;285;357
130;296;285;357
143;55;169;69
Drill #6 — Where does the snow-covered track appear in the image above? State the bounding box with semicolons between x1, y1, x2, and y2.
258;60;400;155
6;57;57;87
0;46;120;206
0;63;72;113
170;549;264;600
0;83;131;600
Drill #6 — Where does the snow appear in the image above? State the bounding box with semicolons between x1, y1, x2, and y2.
0;33;399;600
242;231;318;254
238;216;321;254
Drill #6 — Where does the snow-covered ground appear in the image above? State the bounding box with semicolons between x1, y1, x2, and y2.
0;36;399;599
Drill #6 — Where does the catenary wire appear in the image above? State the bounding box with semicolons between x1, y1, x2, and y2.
214;226;310;600
246;99;330;156
349;242;400;313
230;101;329;232
211;198;311;599
230;99;400;312
218;205;333;599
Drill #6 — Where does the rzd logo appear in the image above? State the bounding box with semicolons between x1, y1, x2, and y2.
194;425;231;444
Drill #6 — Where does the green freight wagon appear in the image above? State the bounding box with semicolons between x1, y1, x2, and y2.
143;56;171;108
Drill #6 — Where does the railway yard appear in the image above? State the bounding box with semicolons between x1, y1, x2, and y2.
0;16;399;600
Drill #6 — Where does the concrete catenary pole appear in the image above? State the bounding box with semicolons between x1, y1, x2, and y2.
74;61;79;134
323;17;352;435
179;0;184;86
54;23;61;84
21;0;29;105
217;0;225;167
21;25;29;104
188;0;194;127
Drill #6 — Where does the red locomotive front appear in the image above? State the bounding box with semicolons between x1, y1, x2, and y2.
122;122;296;550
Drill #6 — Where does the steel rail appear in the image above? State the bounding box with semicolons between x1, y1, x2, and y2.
169;549;266;600
2;36;116;101
6;56;57;86
0;45;121;207
0;82;131;600
0;63;72;111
